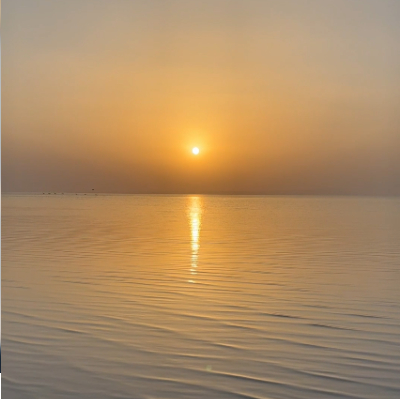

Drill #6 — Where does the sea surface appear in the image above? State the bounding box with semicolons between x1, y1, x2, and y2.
2;194;400;398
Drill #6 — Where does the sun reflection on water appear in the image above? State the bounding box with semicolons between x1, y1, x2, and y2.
188;196;202;283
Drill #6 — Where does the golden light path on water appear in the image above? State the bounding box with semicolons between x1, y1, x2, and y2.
188;196;202;283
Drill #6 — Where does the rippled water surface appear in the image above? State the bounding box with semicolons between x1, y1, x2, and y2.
2;194;400;398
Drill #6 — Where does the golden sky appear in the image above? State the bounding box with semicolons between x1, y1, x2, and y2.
3;0;400;194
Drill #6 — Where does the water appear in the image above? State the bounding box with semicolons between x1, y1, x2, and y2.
2;194;400;398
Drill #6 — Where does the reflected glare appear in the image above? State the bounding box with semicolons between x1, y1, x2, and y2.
187;196;202;283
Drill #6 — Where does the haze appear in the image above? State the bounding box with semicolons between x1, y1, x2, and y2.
2;0;400;195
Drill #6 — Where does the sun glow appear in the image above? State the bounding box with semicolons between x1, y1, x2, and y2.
192;147;200;155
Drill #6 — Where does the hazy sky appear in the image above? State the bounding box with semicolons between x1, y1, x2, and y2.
3;0;400;194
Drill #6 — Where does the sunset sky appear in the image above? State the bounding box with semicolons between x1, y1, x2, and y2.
3;0;400;195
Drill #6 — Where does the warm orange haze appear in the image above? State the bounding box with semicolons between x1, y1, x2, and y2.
2;1;400;399
3;0;400;195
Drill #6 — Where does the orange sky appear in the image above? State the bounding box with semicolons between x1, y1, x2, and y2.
2;0;400;194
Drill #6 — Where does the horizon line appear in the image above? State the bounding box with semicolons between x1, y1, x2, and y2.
2;191;400;198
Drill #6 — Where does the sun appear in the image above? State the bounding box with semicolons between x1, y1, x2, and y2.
192;147;200;155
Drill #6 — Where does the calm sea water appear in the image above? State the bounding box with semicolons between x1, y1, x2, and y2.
2;194;400;398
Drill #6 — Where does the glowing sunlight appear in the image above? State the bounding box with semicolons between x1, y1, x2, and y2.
188;196;202;283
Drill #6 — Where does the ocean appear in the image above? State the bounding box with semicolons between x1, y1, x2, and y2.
2;194;400;398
